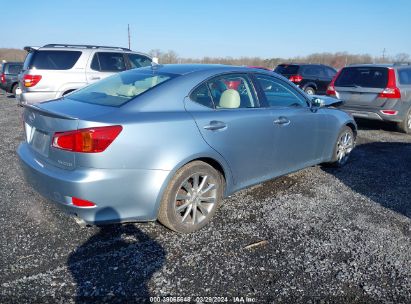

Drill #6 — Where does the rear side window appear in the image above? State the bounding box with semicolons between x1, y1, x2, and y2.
398;68;411;85
207;74;258;109
68;69;176;106
127;54;152;69
325;67;337;78
190;84;214;108
28;51;81;70
335;67;388;88
274;65;299;75
91;52;126;72
7;64;22;74
301;66;323;77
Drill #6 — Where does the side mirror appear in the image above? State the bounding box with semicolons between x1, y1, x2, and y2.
311;96;343;109
311;97;325;108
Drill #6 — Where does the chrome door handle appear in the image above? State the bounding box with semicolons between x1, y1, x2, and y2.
91;77;101;80
273;116;290;126
203;121;227;131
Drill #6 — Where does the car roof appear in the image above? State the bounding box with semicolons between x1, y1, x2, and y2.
137;64;260;76
346;64;394;68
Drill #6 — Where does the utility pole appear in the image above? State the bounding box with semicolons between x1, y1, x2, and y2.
382;48;386;62
128;24;131;50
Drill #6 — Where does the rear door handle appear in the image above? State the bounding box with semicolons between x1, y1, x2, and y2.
274;116;290;126
203;120;227;131
91;77;101;80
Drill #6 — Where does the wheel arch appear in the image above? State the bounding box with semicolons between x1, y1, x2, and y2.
10;82;19;93
302;82;317;91
152;153;234;220
345;121;357;138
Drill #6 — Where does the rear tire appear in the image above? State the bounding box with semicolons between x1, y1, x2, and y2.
397;109;411;134
328;126;355;167
157;161;223;233
304;87;316;95
11;83;18;96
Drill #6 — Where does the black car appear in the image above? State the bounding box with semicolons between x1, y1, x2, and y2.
274;63;337;95
0;62;23;96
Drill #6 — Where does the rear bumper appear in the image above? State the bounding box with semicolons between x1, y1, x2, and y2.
17;143;170;224
16;91;58;105
341;106;405;123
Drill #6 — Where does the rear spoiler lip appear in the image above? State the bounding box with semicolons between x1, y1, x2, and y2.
23;46;40;52
21;103;78;120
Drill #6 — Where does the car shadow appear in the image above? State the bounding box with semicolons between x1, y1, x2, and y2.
355;118;398;132
67;207;165;303
322;141;411;218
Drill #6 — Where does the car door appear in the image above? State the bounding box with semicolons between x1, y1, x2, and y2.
253;74;331;175
86;52;127;84
185;73;276;188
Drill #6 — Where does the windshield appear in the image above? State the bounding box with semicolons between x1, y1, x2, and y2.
335;67;388;88
68;69;177;106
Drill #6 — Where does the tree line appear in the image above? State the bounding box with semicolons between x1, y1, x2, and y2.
1;48;409;69
149;49;411;69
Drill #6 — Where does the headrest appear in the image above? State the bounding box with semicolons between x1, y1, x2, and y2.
219;89;240;109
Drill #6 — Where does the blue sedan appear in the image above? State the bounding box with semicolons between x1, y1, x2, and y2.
18;64;356;233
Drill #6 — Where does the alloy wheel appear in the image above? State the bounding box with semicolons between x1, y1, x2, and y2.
174;173;217;225
336;130;354;165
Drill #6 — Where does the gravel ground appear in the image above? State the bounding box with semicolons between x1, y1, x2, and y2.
0;93;410;303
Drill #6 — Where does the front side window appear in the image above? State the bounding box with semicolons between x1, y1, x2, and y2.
255;75;308;108
69;69;176;106
127;54;152;69
207;74;257;109
91;52;126;72
28;51;81;70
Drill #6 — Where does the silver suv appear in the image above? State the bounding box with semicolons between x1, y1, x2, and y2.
16;44;152;104
327;63;411;133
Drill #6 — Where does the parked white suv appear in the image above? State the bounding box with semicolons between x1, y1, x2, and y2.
16;44;152;104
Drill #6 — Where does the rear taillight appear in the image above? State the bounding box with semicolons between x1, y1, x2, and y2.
289;74;303;83
72;197;96;207
23;74;42;87
378;69;401;99
52;125;122;153
326;69;343;96
0;73;5;84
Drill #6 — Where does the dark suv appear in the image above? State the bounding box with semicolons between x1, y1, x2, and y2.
0;62;23;95
327;64;411;133
274;63;337;95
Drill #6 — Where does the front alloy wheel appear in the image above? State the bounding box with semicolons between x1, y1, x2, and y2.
331;127;355;167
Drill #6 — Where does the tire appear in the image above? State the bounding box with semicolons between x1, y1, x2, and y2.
328;126;355;167
304;87;316;95
157;161;224;233
11;83;18;96
397;109;411;134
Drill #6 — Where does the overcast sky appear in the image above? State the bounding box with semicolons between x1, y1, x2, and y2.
2;0;410;58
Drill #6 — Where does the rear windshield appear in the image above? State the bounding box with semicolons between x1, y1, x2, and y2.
7;64;22;74
25;50;81;70
68;69;177;106
274;65;299;75
335;67;388;88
